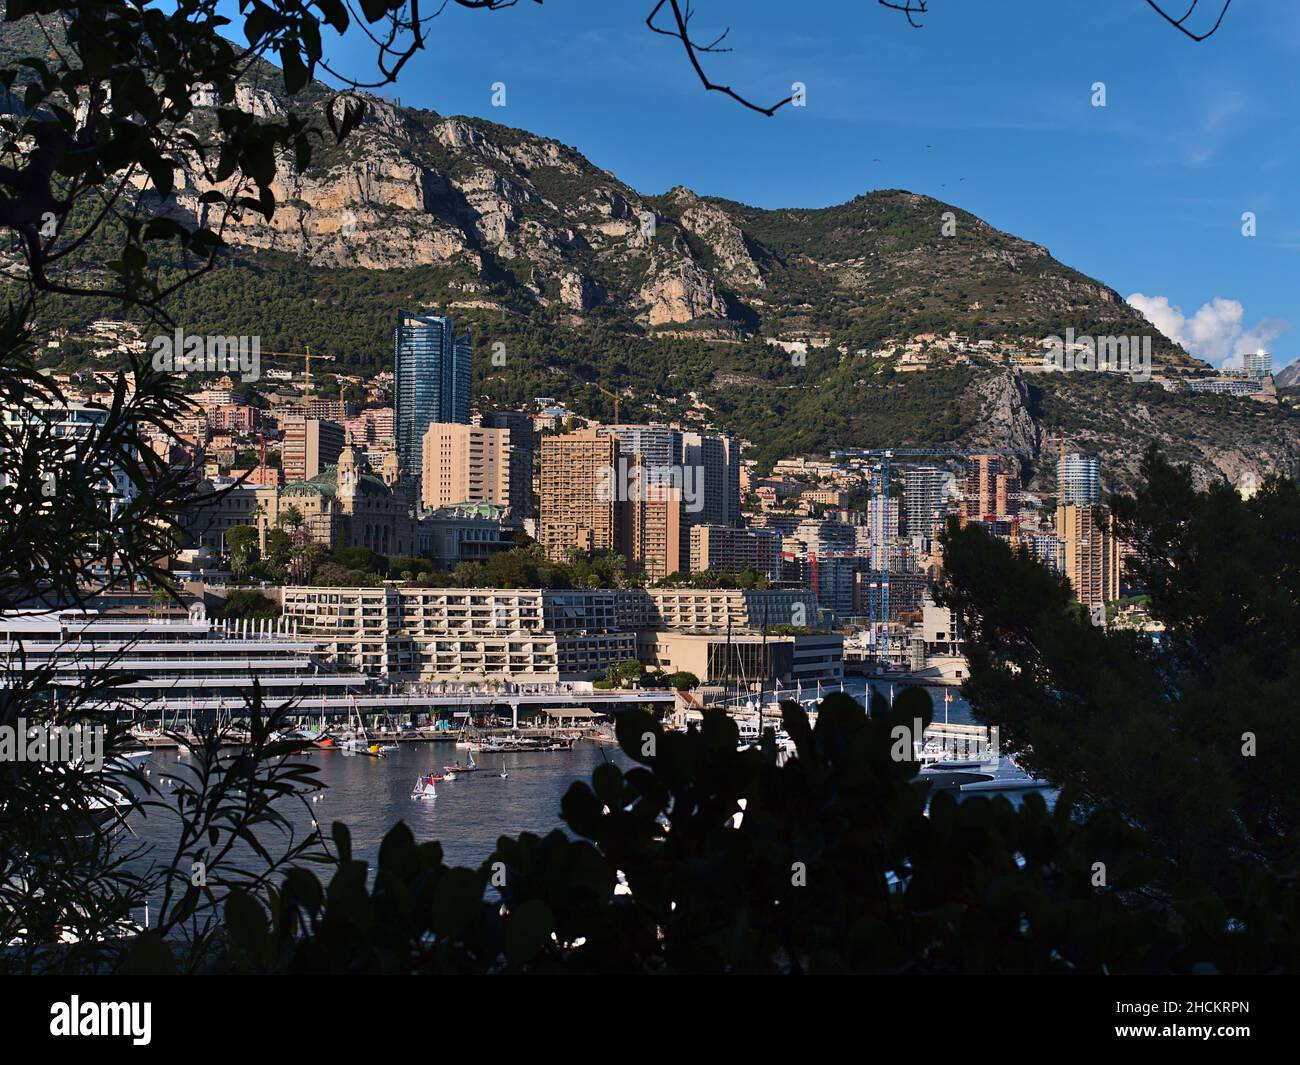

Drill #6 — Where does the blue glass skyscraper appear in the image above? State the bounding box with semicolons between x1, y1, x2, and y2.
393;309;471;475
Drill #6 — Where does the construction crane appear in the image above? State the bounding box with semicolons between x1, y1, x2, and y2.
260;347;338;398
833;447;1020;664
595;384;622;425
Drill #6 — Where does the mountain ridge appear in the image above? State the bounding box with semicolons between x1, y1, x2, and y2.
4;19;1297;493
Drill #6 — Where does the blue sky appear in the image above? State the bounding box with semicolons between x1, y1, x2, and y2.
312;0;1297;369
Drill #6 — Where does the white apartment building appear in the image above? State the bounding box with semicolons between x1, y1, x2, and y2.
281;586;633;682
614;587;819;632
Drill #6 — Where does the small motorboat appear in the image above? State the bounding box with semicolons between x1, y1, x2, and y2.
108;749;153;771
377;742;399;754
920;757;992;772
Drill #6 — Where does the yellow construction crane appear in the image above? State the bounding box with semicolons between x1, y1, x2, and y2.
260;346;338;397
596;384;622;424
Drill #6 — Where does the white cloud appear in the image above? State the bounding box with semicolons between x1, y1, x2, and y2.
1126;293;1290;369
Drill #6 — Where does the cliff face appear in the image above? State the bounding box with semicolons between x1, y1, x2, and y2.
959;369;1300;493
150;82;1199;352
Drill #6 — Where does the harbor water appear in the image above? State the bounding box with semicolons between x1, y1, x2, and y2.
117;684;1044;890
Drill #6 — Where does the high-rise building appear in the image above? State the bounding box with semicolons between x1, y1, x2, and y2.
1244;349;1273;380
866;496;900;568
539;429;625;560
394;309;471;477
627;478;687;583
593;424;741;528
689;525;782;580
902;466;947;536
682;430;742;527
420;422;512;512
965;453;1017;521
788;551;867;621
1056;504;1120;608
596;425;682;475
280;416;345;483
1057;451;1102;506
788;518;857;555
480;411;535;523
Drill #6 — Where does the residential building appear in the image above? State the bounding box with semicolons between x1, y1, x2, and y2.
902;466;947;536
539;428;624;560
306;398;352;422
787;518;857;555
1244;349;1272;380
207;404;259;434
1056;504;1120;607
281;415;345;483
280;585;634;681
479;410;535;523
965;453;1017;521
682;429;742;527
1057;451;1102;506
613;587;817;632
689;525;782;580
628;478;687;583
420;422;512;512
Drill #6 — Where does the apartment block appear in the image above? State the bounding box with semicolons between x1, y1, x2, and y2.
480;410;535;523
628;480;687;583
965;453;1017;521
689;525;782;580
1056;504;1120;607
613;587;819;632
281;415;345;483
281;586;634;682
207;404;259;433
539;428;624;560
1057;452;1102;507
420;422;512;512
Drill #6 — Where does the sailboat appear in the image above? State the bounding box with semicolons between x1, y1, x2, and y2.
410;774;438;799
443;751;479;774
341;696;384;756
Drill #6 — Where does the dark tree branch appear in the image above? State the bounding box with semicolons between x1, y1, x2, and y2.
1144;1;1232;41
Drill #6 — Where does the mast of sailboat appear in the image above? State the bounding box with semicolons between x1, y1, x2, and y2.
725;614;733;710
759;598;768;742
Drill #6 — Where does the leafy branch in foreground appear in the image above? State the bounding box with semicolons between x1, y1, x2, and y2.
0;300;329;972
115;693;1299;974
939;443;1298;890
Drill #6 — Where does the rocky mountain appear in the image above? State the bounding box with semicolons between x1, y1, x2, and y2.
152;82;1197;355
6;23;1299;492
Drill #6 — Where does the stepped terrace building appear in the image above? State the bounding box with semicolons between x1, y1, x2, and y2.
279;584;840;684
612;587;818;632
280;586;634;682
